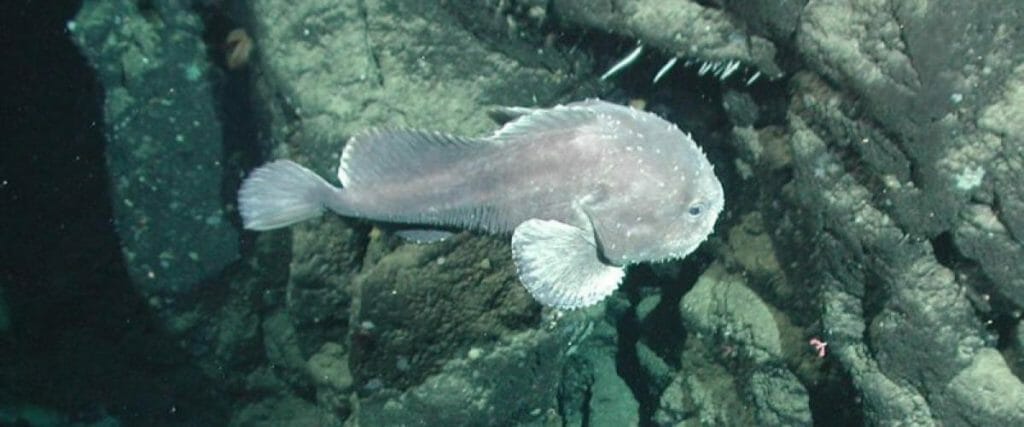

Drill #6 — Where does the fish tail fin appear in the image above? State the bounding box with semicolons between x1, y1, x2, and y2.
238;160;340;230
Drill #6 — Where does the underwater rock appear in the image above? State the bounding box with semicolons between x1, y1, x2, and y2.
307;342;353;416
747;366;812;426
62;0;1024;424
765;0;1024;419
69;0;239;294
679;262;782;364
351;328;566;426
571;313;641;427
664;261;810;425
654;341;750;426
946;348;1024;425
230;393;331;427
348;234;537;390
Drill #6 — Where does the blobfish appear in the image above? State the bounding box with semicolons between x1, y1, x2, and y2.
238;99;724;309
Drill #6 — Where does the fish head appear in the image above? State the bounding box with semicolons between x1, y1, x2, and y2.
585;111;725;266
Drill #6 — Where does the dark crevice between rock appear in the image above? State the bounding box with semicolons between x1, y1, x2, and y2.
798;231;870;426
638;263;700;367
930;232;1015;350
744;76;790;128
558;357;593;427
355;0;385;87
805;365;864;427
194;0;263;254
692;0;723;11
859;255;889;334
617;256;715;426
931;231;961;268
616;274;655;426
0;0;231;424
990;191;1022;244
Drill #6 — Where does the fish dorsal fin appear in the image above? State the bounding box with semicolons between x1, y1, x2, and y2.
511;219;625;309
490;103;602;144
338;128;484;187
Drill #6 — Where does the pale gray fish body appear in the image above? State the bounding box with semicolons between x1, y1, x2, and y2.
238;99;724;309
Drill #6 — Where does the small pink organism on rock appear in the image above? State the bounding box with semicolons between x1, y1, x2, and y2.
809;337;828;358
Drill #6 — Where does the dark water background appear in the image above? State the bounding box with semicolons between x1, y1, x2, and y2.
1;1;227;424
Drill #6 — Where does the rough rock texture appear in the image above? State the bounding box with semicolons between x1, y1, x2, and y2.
539;0;1024;424
70;0;239;294
354;328;567;426
735;1;1024;425
67;0;1024;425
680;263;785;365
348;233;537;390
249;0;580;165
664;262;810;425
567;305;642;427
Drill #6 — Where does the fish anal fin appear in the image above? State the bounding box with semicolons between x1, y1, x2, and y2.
394;228;455;243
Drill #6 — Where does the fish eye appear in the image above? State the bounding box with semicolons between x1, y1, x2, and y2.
687;202;705;217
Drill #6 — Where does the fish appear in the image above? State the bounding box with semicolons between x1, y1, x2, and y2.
238;99;724;309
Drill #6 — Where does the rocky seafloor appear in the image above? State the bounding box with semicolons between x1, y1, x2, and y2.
5;0;1023;425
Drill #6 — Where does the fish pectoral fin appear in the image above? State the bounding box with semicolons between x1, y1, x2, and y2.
511;219;625;309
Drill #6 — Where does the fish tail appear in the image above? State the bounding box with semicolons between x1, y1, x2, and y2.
238;160;339;230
